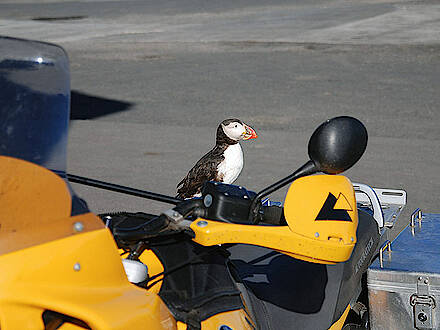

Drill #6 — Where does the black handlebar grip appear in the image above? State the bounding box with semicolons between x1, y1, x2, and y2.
113;214;170;241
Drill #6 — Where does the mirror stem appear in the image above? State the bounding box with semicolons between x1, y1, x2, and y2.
248;160;318;223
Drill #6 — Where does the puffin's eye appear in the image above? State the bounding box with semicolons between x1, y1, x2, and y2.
234;124;238;128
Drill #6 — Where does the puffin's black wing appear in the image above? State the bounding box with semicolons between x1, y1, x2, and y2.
177;147;225;199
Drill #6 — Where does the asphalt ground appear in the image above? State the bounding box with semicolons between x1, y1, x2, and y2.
0;0;439;233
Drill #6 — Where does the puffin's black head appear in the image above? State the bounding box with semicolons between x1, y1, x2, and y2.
216;118;258;145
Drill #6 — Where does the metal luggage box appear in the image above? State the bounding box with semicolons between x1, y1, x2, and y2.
368;211;440;330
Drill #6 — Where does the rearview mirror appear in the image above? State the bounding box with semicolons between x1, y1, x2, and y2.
250;116;368;222
308;116;368;174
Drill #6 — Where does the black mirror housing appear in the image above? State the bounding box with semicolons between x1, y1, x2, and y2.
308;116;368;174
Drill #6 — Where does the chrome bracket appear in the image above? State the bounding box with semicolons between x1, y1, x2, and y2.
162;208;184;223
379;240;392;268
410;276;436;329
411;208;423;227
353;183;385;229
161;209;193;231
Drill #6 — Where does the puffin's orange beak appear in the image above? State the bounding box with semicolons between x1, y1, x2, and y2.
243;124;258;140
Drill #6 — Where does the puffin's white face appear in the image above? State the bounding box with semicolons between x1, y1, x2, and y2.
222;121;258;141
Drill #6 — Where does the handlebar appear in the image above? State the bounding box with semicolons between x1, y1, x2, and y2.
110;196;286;245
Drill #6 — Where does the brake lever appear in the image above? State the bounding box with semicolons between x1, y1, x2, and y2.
160;208;196;238
113;199;204;242
112;214;170;242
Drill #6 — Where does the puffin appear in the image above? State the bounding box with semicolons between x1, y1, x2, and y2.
176;119;258;199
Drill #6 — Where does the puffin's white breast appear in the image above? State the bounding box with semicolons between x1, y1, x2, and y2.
217;143;244;184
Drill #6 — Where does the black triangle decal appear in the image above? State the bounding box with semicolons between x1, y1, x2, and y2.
315;193;352;222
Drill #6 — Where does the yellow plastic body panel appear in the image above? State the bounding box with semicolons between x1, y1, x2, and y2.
138;249;165;294
59;324;87;330
284;175;358;246
0;156;176;329
0;228;177;329
177;321;186;330
0;156;103;255
191;219;353;264
328;305;350;330
0;156;71;220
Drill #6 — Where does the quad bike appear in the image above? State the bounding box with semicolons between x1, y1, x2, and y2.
0;36;413;330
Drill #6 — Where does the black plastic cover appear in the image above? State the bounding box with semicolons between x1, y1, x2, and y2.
201;181;256;224
151;239;244;329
